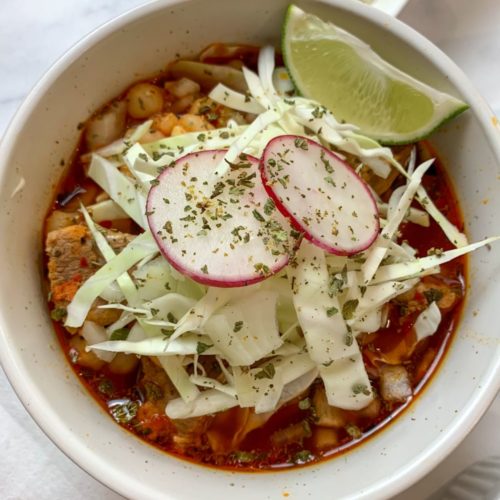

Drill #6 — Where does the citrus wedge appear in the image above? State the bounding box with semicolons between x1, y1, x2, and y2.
282;5;468;144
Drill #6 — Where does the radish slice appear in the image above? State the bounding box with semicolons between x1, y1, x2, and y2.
147;150;297;287
260;135;379;255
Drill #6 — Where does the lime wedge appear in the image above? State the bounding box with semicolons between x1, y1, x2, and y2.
282;5;468;144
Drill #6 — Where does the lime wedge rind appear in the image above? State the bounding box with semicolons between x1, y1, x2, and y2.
282;5;469;145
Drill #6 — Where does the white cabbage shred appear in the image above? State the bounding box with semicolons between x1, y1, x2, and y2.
414;302;442;341
58;45;497;420
289;240;373;410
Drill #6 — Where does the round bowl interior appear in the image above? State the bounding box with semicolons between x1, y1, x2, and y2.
1;1;499;499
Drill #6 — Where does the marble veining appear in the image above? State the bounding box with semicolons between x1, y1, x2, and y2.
0;0;499;499
0;0;145;134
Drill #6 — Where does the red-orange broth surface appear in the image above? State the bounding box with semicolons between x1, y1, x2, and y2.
44;45;466;470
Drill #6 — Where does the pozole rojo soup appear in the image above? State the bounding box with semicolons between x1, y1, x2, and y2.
44;6;496;470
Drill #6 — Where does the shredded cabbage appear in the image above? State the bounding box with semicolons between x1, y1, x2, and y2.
213;109;281;177
371;236;499;284
362;159;434;284
99;282;125;303
81;321;115;362
89;333;220;357
65;231;158;327
272;67;295;96
350;308;383;335
165;389;237;419
233;365;284;413
87;199;128;222
210;84;264;114
289;240;373;410
166;354;318;418
203;290;282;366
88;155;148;228
414;301;442;341
63;44;500;422
171;287;235;340
160;355;200;403
144;125;247;158
279;368;318;405
350;279;418;322
378;200;430;228
81;205;138;305
389;157;468;247
106;312;136;336
189;375;237;397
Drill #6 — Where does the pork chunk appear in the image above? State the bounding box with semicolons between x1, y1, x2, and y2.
45;224;134;326
139;357;178;409
137;357;212;451
379;364;412;403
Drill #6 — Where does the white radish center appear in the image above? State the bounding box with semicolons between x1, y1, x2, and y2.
261;136;379;255
147;150;297;286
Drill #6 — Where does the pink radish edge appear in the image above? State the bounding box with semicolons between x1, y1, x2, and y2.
259;135;380;256
146;149;291;288
152;246;280;288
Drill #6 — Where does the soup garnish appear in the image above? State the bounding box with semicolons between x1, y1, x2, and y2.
44;5;499;469
282;5;469;144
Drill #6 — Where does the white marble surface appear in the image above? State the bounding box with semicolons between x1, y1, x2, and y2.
1;0;499;499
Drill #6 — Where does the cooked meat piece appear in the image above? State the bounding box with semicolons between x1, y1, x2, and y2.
357;144;413;197
172;416;212;451
104;229;136;251
45;210;83;233
139;357;178;410
379;364;412;403
137;357;211;451
355;397;382;420
86;299;124;326
68;335;106;370
206;406;272;453
46;225;95;302
363;166;400;197
108;352;140;375
395;275;463;317
198;355;223;380
134;357;179;443
312;385;347;428
270;420;311;447
46;224;134;326
416;277;463;311
134;401;174;442
312;427;339;451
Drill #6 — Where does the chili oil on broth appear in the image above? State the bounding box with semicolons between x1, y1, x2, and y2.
43;47;466;471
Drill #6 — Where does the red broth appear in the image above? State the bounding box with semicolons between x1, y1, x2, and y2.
44;48;466;471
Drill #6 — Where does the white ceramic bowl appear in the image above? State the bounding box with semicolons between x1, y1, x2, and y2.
0;1;499;499
368;0;409;17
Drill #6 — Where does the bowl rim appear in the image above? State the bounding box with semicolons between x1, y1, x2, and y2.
0;0;499;499
372;0;409;17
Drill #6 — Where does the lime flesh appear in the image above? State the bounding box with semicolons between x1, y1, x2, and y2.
283;5;468;144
